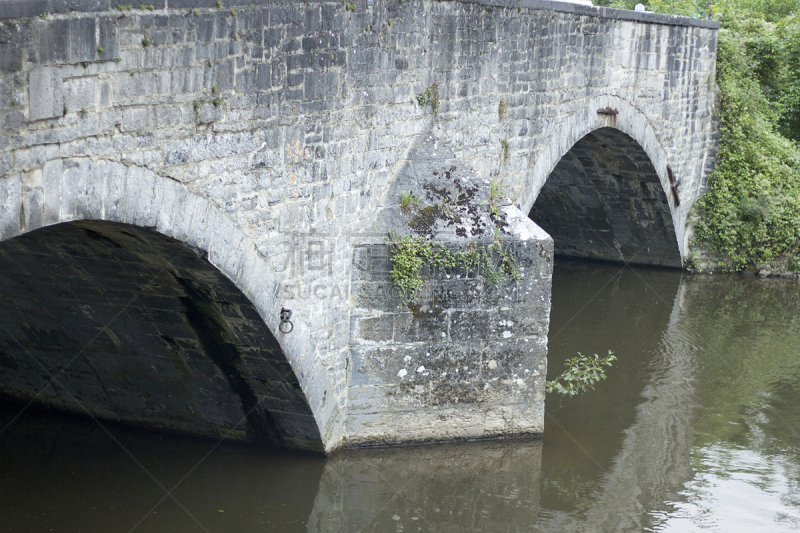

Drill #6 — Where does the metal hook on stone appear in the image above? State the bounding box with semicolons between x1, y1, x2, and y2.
279;307;293;334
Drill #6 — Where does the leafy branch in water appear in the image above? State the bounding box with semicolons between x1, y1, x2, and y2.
546;351;617;397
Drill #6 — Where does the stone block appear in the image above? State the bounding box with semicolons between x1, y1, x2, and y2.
0;174;21;239
20;169;43;232
101;161;127;222
113;72;154;100
36;19;69;65
121;107;150;132
69;17;96;64
62;77;96;113
155;106;182;128
29;68;63;121
165;139;191;165
97;16;120;59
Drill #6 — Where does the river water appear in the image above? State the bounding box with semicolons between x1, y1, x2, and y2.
2;260;800;532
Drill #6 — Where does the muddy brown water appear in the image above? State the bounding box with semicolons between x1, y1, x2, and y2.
2;259;800;532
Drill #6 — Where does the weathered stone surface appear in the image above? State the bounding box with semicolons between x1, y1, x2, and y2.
0;0;718;452
28;68;63;121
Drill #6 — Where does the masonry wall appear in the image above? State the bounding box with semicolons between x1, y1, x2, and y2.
0;0;718;451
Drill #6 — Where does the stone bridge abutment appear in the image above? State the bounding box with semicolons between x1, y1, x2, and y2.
0;0;719;452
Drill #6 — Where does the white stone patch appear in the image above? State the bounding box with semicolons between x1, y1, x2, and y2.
416;365;425;373
404;355;412;362
502;330;513;338
488;359;498;370
397;368;408;378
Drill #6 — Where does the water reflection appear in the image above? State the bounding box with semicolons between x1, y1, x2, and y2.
0;409;324;532
538;261;694;531
2;264;800;532
309;440;542;532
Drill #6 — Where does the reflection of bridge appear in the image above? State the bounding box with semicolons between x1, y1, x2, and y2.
309;269;700;532
0;0;718;452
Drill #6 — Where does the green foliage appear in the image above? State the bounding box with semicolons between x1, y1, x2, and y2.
387;233;434;299
486;179;506;218
400;190;419;213
387;233;520;303
501;138;510;163
461;241;520;284
546;351;618;397
498;100;507;120
693;21;800;271
416;83;440;119
141;35;151;47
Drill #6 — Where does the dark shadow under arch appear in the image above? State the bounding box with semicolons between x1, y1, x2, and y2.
528;127;682;267
0;220;323;452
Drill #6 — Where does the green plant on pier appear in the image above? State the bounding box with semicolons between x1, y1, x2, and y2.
416;82;439;119
400;190;419;213
387;232;520;303
485;179;506;218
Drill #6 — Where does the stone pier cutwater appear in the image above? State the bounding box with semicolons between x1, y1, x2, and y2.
348;133;552;446
0;0;718;452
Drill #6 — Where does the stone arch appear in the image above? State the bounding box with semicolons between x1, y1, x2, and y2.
0;159;341;452
519;96;685;266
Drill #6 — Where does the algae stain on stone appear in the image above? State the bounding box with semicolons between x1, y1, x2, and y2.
409;205;440;235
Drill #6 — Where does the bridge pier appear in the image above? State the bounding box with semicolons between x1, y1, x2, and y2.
346;135;553;446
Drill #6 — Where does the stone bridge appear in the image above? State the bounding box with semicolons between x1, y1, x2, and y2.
0;0;718;453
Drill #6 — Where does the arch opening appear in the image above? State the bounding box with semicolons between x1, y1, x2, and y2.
528;127;682;267
0;220;323;452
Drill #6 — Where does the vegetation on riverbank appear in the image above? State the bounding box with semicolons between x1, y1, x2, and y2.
601;0;800;272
